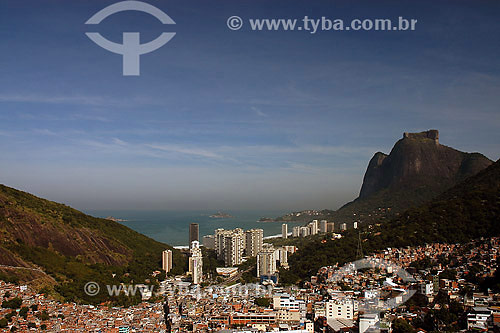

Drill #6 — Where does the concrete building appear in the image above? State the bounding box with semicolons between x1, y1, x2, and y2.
214;228;227;259
275;247;288;265
215;267;238;278
353;221;358;229
340;223;347;231
467;307;492;330
309;220;319;235
277;308;301;323
224;232;244;266
282;223;288;239
257;245;277;277
304;320;314;332
189;241;203;284
326;299;358;320
320;220;328;233
419;281;434;295
245;229;263;257
162;249;172;273
327;222;335;232
273;294;305;311
292;226;300;238
202;235;215;249
189;223;199;247
299;226;310;238
215;228;253;266
359;313;379;333
327;318;355;332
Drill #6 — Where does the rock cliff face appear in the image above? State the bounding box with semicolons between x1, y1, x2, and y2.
359;130;492;199
270;130;493;226
327;130;493;226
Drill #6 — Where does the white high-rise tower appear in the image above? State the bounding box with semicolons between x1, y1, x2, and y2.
282;224;288;239
189;241;203;284
162;249;173;273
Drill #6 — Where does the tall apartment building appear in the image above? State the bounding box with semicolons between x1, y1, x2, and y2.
215;228;245;266
308;220;318;235
257;244;277;277
340;223;347;231
275;247;288;265
292;226;300;237
245;229;263;257
282;223;288;239
299;226;310;237
162;249;173;273
224;232;244;266
327;222;335;232
189;223;199;247
320;220;328;233
189;240;203;284
202;235;215;249
215;228;227;259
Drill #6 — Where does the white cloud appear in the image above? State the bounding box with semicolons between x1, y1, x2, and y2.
252;106;268;117
0;93;163;108
33;129;57;136
112;138;127;146
147;144;222;159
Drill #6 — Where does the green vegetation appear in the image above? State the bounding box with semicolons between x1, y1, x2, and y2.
439;269;457;280
202;248;224;278
282;159;500;284
1;297;22;309
254;297;271;307
412;299;466;331
392;318;415;333
266;233;325;248
238;257;258;284
0;184;187;305
36;310;50;321
0;272;19;284
19;307;28;319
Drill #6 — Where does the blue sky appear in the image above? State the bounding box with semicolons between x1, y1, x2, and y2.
0;0;499;211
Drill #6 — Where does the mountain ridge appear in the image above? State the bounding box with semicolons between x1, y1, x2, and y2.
334;130;492;225
266;130;492;226
281;158;500;283
359;130;491;199
0;184;186;304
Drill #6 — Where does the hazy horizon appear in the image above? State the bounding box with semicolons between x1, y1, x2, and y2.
1;0;499;212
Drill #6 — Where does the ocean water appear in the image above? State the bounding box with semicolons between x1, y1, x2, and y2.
84;210;305;246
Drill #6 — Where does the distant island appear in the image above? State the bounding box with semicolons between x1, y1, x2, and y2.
209;212;234;219
105;216;128;222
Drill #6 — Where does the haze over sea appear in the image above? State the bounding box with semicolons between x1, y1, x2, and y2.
85;210;305;246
